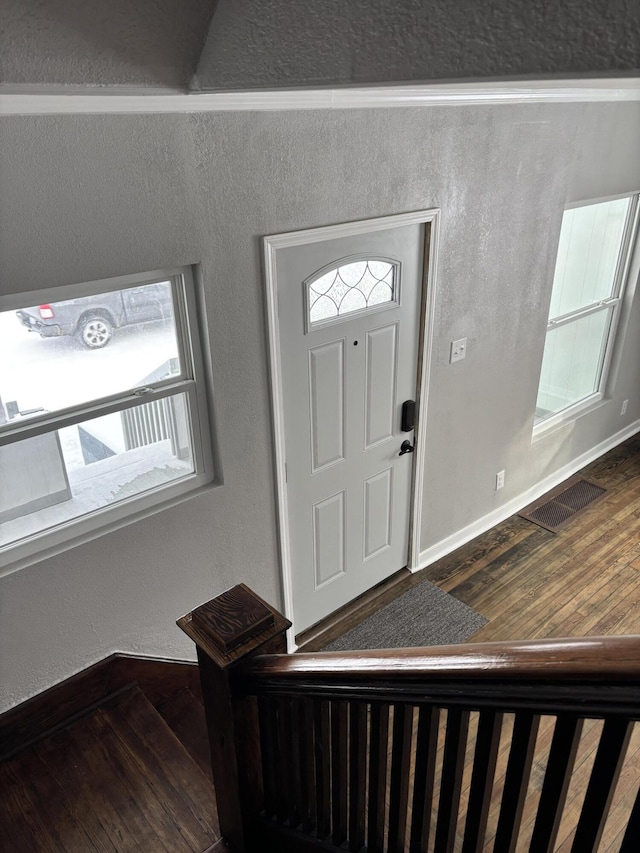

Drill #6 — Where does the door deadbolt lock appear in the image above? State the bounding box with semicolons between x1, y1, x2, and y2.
401;399;416;432
399;439;414;456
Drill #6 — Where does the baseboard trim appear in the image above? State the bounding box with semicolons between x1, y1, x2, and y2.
417;421;640;572
0;653;201;762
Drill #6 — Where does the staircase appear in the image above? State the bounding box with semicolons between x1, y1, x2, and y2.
178;585;640;853
2;587;640;852
1;671;225;852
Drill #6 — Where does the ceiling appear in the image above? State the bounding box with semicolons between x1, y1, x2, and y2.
1;0;639;92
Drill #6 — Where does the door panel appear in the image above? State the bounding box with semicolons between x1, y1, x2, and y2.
308;340;345;472
313;491;346;587
363;468;393;560
365;323;398;448
275;223;423;633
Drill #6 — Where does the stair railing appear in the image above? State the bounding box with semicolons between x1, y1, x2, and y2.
179;584;640;853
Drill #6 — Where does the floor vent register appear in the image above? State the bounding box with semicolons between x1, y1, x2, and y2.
518;475;608;533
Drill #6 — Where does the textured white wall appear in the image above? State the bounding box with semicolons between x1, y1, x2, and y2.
194;0;640;90
0;102;639;712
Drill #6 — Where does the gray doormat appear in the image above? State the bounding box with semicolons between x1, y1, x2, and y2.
321;581;487;651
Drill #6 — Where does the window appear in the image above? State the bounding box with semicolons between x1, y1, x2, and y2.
534;195;639;433
305;257;399;329
0;268;215;573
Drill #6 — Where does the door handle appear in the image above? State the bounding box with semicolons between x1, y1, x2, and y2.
399;439;414;456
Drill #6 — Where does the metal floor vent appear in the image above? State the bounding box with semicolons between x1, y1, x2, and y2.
518;475;608;533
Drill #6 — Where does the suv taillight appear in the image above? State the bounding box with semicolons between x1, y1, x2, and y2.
39;304;55;319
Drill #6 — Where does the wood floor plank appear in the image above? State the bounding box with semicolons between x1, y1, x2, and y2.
0;747;68;853
464;512;640;642
37;713;168;852
11;745;109;853
102;689;219;845
426;517;535;589
32;738;120;853
515;555;639;639
598;729;640;851
156;688;212;779
466;505;640;620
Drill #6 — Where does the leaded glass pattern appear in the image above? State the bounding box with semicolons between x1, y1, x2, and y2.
307;259;397;325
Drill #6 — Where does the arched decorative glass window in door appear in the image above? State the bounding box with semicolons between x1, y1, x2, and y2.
305;258;400;329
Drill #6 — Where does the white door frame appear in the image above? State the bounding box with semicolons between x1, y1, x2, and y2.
263;209;441;650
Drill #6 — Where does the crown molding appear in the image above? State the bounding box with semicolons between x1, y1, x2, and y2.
1;78;639;116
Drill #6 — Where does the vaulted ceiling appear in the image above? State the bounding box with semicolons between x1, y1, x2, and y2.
1;0;639;92
0;0;218;90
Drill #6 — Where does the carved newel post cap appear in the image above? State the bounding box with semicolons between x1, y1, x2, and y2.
177;583;291;668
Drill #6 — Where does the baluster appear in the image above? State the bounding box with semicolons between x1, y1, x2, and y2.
257;696;277;819
314;699;332;840
387;704;414;853
529;715;584;853
570;718;633;853
493;712;540;853
349;702;367;851
461;711;503;853
367;702;390;853
434;708;470;853
275;696;292;824
287;697;302;829
299;698;317;834
409;706;440;853
331;700;349;846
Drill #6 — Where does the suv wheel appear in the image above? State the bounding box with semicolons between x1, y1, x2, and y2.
79;316;113;349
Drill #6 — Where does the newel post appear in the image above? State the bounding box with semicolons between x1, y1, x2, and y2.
177;583;291;853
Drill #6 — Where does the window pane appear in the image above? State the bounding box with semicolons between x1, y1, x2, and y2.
308;260;396;324
0;393;193;549
549;198;630;319
0;281;180;421
535;310;610;421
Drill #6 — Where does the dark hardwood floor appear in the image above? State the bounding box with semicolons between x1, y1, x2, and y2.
1;687;219;852
429;432;640;643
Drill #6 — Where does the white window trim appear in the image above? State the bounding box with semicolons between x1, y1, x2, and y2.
532;194;640;439
0;266;217;577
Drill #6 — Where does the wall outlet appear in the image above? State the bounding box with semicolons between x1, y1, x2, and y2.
621;399;629;415
450;337;467;363
496;469;505;490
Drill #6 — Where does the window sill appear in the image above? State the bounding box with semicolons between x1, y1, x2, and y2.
531;395;608;444
0;476;220;580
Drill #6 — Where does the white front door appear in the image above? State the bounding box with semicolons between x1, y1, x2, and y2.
267;216;428;635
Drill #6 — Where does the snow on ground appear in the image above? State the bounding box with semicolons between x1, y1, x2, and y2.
0;441;193;548
0;310;179;414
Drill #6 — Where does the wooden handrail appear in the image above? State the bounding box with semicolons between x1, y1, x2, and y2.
242;634;640;681
179;585;640;853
